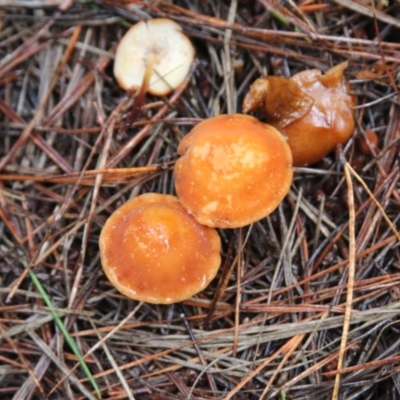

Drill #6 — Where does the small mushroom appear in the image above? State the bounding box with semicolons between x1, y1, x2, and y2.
114;18;195;96
99;193;221;304
357;130;379;155
243;62;356;166
174;114;293;228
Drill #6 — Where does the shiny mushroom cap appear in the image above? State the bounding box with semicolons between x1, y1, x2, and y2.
242;62;356;166
113;18;194;96
174;114;293;228
286;63;356;166
99;193;221;304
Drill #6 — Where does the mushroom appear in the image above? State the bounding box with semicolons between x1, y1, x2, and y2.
99;193;221;304
113;18;195;96
243;62;356;166
174;114;293;228
357;130;378;155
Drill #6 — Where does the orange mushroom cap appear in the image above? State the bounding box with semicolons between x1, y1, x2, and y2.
99;193;221;304
113;18;194;96
286;64;356;166
243;62;356;166
174;114;293;228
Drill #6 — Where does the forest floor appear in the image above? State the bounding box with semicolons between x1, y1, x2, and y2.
0;1;400;399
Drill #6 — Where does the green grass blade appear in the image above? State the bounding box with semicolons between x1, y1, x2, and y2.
270;10;312;43
270;9;291;26
29;270;101;398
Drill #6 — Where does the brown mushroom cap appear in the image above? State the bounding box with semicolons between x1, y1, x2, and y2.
174;114;293;228
113;18;194;96
242;62;356;166
99;193;221;304
285;64;355;166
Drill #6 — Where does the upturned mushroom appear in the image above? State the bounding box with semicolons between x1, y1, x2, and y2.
99;193;221;304
243;62;356;166
174;114;293;228
114;18;195;96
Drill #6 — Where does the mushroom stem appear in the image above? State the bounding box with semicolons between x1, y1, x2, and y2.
118;55;156;138
142;55;156;93
132;54;156;114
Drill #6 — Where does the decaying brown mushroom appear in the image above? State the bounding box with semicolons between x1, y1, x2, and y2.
243;62;356;166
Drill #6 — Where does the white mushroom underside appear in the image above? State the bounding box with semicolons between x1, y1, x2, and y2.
114;18;194;95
